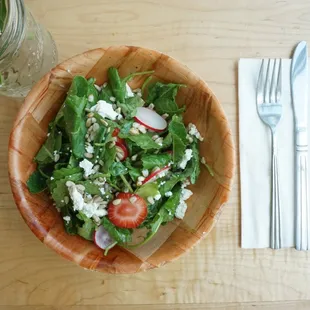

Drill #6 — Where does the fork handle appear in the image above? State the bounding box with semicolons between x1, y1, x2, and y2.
271;132;282;249
295;138;310;250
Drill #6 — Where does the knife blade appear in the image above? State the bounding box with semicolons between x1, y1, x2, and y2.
291;41;310;250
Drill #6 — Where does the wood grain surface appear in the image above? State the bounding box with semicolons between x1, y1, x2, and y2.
1;0;310;308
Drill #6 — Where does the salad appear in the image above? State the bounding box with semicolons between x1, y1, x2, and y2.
27;67;212;254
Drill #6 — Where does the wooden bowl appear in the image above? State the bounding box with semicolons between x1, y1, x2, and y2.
8;46;235;273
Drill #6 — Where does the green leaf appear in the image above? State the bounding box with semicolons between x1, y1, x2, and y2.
172;135;186;163
54;163;67;170
68;154;78;168
92;126;106;160
118;96;144;118
161;133;172;149
168;115;187;163
54;106;65;129
181;141;201;184
139;200;162;228
102;146;116;173
108;67;125;103
78;180;101;195
109;162;127;177
27;170;47;193
98;84;114;102
146;82;185;115
169;115;187;142
35;126;62;165
161;186;182;222
63;95;87;158
51;180;69;207
125;139;141;157
141;76;153;94
126;134;161;150
188;141;201;184
135;182;158;200
108;67;154;103
118;120;134;138
201;160;214;177
53;167;83;180
67;76;89;97
101;217;132;244
124;159;141;181
159;174;183;196
141;153;171;170
77;218;96;241
61;205;78;235
86;78;99;108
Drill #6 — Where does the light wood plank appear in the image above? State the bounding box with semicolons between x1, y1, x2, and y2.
1;0;310;307
1;301;310;309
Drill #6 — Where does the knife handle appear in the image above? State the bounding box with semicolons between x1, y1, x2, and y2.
295;131;310;250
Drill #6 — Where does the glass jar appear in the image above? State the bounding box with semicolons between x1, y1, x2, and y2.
0;0;58;97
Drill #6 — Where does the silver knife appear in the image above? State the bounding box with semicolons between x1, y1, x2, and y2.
291;41;310;250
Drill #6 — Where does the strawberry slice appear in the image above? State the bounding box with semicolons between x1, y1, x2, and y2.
142;166;170;184
108;193;147;228
112;128;125;144
115;142;128;161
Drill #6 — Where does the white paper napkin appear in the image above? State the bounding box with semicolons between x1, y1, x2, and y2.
239;58;310;249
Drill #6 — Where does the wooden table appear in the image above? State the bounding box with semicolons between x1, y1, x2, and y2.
1;0;310;309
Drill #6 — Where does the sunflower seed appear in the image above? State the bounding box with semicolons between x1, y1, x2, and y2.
137;176;145;182
112;199;122;205
129;128;139;135
142;169;149;177
109;141;116;148
100;119;108;126
147;196;155;204
129;196;137;204
86;118;92;127
131;154;138;161
92;123;100;132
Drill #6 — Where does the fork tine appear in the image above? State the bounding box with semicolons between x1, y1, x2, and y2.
270;59;277;103
264;59;271;103
256;59;265;104
276;59;282;103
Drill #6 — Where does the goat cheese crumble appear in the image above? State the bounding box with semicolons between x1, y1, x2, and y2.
66;181;108;218
179;149;193;169
79;159;95;177
126;83;134;98
90;100;120;120
188;123;204;141
175;188;193;219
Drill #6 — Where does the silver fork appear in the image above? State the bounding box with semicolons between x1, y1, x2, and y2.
256;59;283;249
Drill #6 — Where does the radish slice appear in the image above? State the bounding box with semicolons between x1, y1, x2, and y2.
115;142;128;161
94;225;115;250
142;166;170;184
134;107;167;132
112;128;125;144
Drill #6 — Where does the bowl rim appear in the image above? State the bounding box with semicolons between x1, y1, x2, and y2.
8;45;236;273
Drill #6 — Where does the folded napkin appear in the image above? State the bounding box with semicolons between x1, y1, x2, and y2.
239;58;310;249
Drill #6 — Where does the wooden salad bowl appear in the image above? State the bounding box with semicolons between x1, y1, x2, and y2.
8;46;235;273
